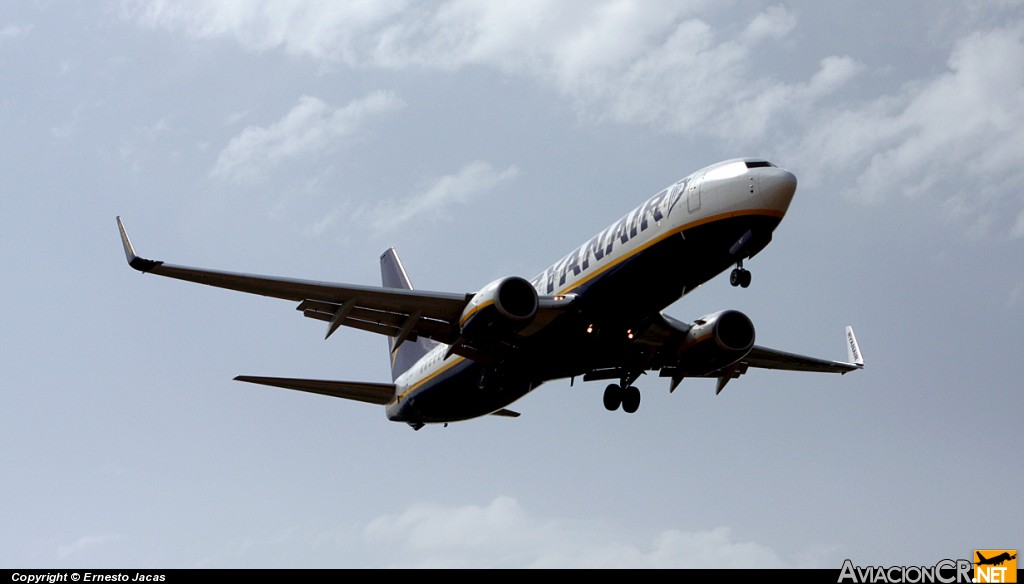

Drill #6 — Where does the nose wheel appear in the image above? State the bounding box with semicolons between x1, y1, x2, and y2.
730;260;751;288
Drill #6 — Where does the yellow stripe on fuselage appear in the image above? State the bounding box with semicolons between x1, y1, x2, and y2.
392;352;468;403
553;208;783;296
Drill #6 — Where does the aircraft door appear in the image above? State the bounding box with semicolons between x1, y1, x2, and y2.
687;175;703;213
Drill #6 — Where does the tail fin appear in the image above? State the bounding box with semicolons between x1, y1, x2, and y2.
380;248;439;381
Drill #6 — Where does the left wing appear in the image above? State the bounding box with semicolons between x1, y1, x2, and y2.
681;326;864;393
744;326;864;374
633;315;863;394
117;217;469;345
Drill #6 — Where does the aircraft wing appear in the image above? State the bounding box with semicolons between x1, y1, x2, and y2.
744;326;864;374
647;315;864;393
117;217;468;345
741;349;860;373
685;332;863;394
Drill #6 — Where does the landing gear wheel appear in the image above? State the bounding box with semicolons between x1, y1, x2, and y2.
730;268;751;288
622;386;641;413
603;384;622;411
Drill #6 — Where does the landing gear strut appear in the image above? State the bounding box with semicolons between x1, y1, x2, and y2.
730;260;751;288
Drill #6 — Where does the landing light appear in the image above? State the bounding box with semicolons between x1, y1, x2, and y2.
627;329;634;340
586;324;594;334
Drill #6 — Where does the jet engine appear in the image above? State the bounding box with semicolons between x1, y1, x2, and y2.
458;276;539;343
673;310;755;374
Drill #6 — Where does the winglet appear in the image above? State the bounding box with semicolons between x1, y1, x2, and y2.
116;216;163;273
845;326;864;368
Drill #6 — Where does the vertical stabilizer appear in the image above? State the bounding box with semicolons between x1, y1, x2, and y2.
381;248;439;381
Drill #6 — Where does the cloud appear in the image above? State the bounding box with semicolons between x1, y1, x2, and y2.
358;496;814;568
123;2;832;142
360;161;519;233
210;90;404;184
790;22;1024;237
122;0;409;59
0;24;32;40
127;2;1024;238
57;534;122;558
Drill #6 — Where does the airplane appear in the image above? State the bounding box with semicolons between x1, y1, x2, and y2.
117;157;864;430
976;551;1016;566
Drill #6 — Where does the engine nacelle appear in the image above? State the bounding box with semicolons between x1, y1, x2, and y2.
674;310;755;375
459;276;539;343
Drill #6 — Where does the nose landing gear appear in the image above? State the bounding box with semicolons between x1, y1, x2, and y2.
730;260;751;288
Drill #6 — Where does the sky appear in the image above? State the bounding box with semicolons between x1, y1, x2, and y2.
2;0;1022;569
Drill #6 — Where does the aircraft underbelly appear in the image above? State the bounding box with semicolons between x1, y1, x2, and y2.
574;213;781;312
387;361;533;423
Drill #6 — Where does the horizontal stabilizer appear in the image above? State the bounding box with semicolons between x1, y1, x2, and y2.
234;375;395;405
490;409;521;418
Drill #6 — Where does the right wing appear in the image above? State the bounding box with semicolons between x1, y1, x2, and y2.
117;217;469;345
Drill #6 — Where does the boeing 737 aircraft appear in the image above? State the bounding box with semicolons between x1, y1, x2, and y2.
118;158;863;430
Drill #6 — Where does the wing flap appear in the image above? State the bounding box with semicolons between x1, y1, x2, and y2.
297;300;458;343
234;375;396;405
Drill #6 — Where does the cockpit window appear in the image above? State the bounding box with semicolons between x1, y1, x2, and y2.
745;161;775;168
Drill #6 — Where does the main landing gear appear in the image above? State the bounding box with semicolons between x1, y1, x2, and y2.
603;383;641;414
730;260;751;288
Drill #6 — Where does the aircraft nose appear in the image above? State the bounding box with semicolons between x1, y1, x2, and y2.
758;168;797;213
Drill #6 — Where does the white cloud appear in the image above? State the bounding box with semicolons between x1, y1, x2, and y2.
0;24;32;40
358;496;815;568
791;23;1024;237
210;90;404;184
361;161;519;233
122;0;409;61
215;496;838;567
126;2;1024;238
57;534;122;558
124;2;827;143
